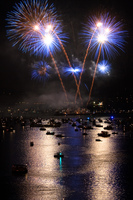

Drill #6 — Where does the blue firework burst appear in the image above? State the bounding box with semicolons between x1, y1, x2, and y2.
31;60;51;82
81;13;127;59
6;0;67;56
63;65;82;78
98;60;110;75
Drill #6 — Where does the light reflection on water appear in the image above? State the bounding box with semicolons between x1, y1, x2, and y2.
0;116;133;199
87;137;116;200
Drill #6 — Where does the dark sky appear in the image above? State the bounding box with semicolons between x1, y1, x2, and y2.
0;0;133;107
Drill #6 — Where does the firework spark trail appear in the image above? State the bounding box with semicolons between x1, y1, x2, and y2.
53;31;82;104
75;28;97;101
83;14;127;105
87;45;101;105
31;24;68;101
49;50;68;102
32;30;68;101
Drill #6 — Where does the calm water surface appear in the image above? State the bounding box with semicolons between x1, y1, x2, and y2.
0;116;133;200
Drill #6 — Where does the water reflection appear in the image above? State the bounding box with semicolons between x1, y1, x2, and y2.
59;157;62;171
13;126;67;199
1;116;132;199
86;130;121;200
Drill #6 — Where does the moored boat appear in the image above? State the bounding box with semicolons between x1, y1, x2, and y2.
112;131;118;134
104;125;113;130
55;134;64;137
96;138;102;141
46;131;55;135
82;132;88;135
54;152;64;158
40;127;46;131
98;131;110;137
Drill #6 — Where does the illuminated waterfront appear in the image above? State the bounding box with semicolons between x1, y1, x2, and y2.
0;115;133;199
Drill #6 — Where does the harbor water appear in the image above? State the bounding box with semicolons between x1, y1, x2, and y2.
0;116;133;200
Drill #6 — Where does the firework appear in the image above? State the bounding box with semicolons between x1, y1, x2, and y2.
35;29;68;101
39;17;69;56
63;65;82;78
31;60;51;83
62;57;82;78
6;0;48;53
84;13;127;104
77;14;127;103
98;60;110;75
45;23;82;103
40;26;68;101
6;3;127;105
49;50;68;102
81;16;103;60
75;17;103;101
87;45;101;105
6;0;68;101
87;13;127;59
6;0;63;56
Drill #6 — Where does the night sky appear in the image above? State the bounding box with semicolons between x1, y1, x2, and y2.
0;0;133;107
